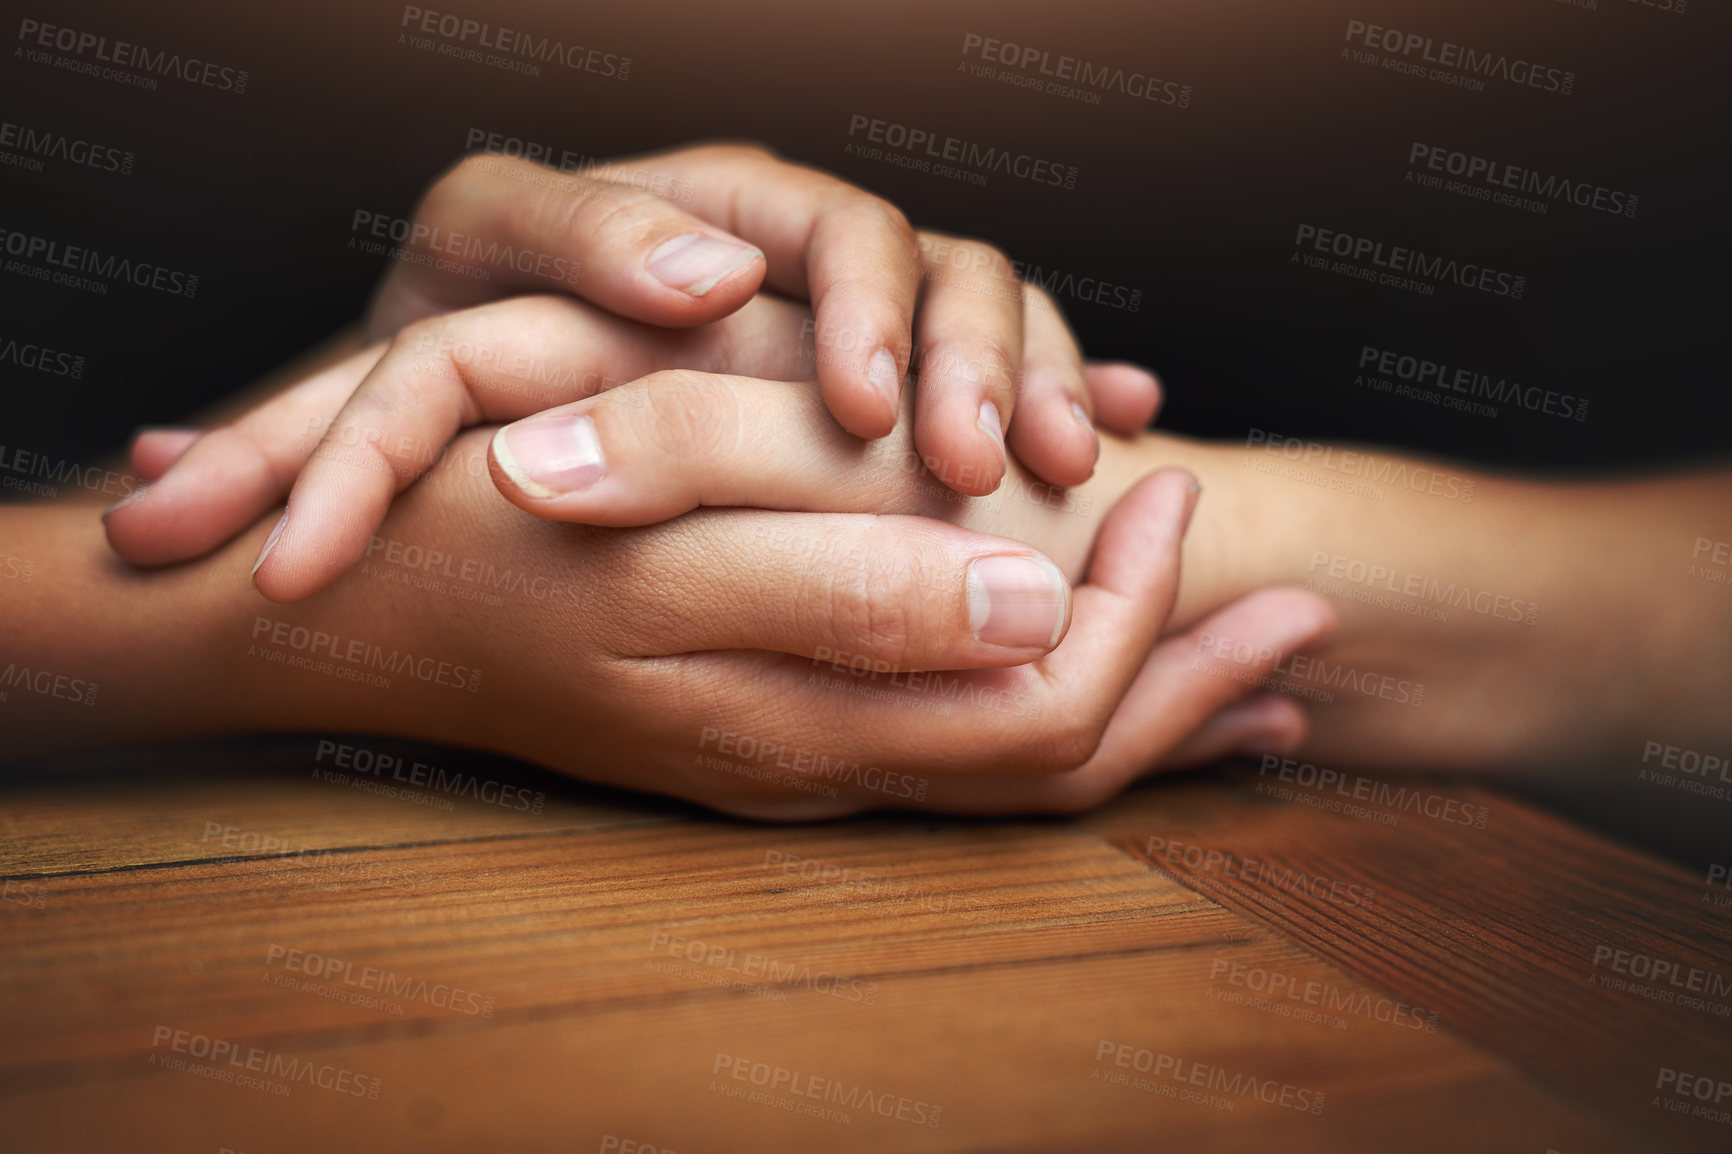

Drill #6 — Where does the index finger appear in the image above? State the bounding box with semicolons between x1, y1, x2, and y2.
365;153;767;338
597;143;923;440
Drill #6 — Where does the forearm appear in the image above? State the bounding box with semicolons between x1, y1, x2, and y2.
1086;433;1732;772
0;497;489;758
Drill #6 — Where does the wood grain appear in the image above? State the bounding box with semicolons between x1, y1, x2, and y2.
1;741;1720;1152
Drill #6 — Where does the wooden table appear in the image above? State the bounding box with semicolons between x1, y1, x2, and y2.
3;738;1729;1153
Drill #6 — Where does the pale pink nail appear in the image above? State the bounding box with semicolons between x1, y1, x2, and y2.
492;415;605;498
251;512;287;582
977;400;1005;451
967;555;1068;650
646;233;762;296
101;482;151;523
867;347;900;412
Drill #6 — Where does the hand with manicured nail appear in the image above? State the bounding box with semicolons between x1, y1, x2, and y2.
102;328;1331;817
209;427;1335;820
362;144;1128;492
108;286;1159;603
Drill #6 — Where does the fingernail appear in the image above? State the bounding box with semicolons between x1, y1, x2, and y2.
101;482;150;523
1074;401;1100;464
647;233;763;296
967;555;1069;650
1182;476;1202;529
251;512;287;582
493;414;605;499
977;400;1005;450
867;347;900;413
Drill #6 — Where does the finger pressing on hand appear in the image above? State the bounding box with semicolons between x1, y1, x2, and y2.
598;143;923;441
912;587;1337;814
909;235;1023;497
103;346;383;567
604;509;1074;670
366;153;766;338
1006;284;1099;489
1082;362;1163;436
125;428;201;483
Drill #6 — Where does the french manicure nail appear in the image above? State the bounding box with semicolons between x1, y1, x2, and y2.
977;400;1005;450
101;482;150;523
493;414;605;499
647;232;763;296
967;555;1069;650
251;512;286;581
867;347;900;412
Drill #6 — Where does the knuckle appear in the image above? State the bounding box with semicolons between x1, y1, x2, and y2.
821;527;935;665
541;178;661;247
843;194;917;251
925;335;1017;392
638;370;740;463
1019;714;1105;775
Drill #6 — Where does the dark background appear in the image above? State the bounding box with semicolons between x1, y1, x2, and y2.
2;0;1728;858
4;0;1727;472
